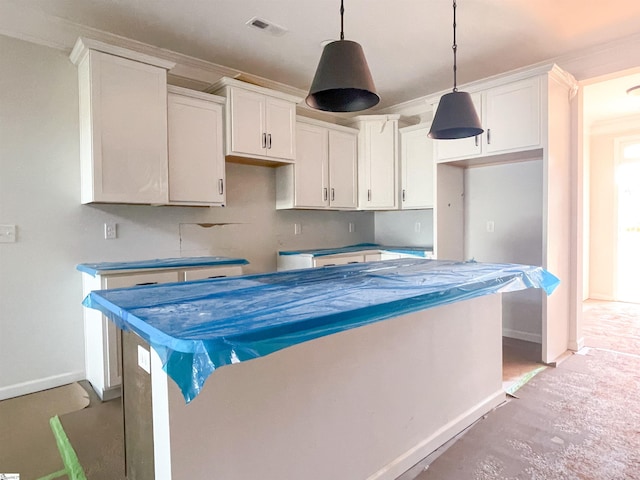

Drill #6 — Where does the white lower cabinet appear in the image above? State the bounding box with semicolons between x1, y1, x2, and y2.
167;86;226;206
81;263;243;400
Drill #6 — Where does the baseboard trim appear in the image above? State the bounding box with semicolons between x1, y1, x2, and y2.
366;389;506;480
502;328;542;344
0;370;85;401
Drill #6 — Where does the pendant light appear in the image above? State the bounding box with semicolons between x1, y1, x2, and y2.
429;0;483;139
306;0;379;112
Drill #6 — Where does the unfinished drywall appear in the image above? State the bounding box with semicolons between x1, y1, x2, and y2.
0;35;374;399
464;160;543;342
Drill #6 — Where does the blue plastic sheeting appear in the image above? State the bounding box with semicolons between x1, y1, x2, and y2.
278;243;433;257
83;258;559;403
76;256;249;276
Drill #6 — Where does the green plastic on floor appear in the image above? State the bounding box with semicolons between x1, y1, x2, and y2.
505;365;547;396
36;416;87;480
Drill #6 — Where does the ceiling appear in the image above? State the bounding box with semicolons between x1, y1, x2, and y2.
6;0;640;121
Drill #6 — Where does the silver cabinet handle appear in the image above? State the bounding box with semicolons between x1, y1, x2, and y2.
262;133;267;148
475;135;479;147
487;128;491;145
402;189;406;202
367;189;371;202
323;187;328;201
331;188;335;201
218;179;224;195
267;133;272;149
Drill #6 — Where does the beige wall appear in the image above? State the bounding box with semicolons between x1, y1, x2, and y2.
464;160;544;342
0;35;375;399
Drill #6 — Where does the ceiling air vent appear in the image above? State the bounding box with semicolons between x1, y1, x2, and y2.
246;16;288;36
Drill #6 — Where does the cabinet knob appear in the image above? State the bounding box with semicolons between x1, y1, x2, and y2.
331;188;335;202
475;135;479;147
267;133;272;149
367;189;371;202
487;129;491;145
218;179;224;195
402;189;406;202
262;133;267;148
324;187;328;201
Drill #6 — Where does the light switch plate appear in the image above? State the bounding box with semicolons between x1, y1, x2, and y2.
0;225;16;243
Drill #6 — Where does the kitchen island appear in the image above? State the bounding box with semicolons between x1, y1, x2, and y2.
84;258;558;480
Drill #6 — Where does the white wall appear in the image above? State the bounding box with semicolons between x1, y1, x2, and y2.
464;160;544;342
374;210;434;247
0;35;375;399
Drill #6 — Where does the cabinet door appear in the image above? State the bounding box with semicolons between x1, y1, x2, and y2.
295;123;328;207
182;265;244;281
485;77;540;154
229;88;266;156
329;129;358;209
400;125;434;209
360;119;398;209
83;50;168;204
433;92;482;161
265;96;296;160
168;93;225;205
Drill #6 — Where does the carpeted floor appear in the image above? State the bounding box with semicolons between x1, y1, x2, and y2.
414;301;640;480
0;382;89;480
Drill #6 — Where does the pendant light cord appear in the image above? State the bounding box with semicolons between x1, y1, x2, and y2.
452;0;458;92
340;0;345;40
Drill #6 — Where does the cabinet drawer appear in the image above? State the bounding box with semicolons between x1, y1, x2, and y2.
104;271;180;288
314;254;365;267
182;266;244;281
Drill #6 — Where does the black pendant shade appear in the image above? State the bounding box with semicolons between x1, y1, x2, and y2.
428;0;483;140
306;0;379;113
306;39;379;112
428;91;483;139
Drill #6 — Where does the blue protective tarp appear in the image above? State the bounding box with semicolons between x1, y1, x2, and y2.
83;258;559;403
76;256;249;276
278;243;433;257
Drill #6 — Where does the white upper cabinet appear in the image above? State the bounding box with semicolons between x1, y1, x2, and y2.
484;78;540;154
291;121;328;208
399;123;434;209
211;77;302;165
167;87;225;206
434;76;541;162
70;38;175;204
327;129;358;209
276;117;357;210
351;115;400;210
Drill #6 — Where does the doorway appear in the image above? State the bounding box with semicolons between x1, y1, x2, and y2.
615;137;640;303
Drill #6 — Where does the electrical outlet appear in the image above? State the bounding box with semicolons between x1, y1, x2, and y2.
104;223;117;240
486;221;495;233
0;224;16;243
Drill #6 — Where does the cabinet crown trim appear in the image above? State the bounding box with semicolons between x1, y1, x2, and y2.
297;115;359;134
208;76;303;104
70;37;176;70
167;85;225;104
